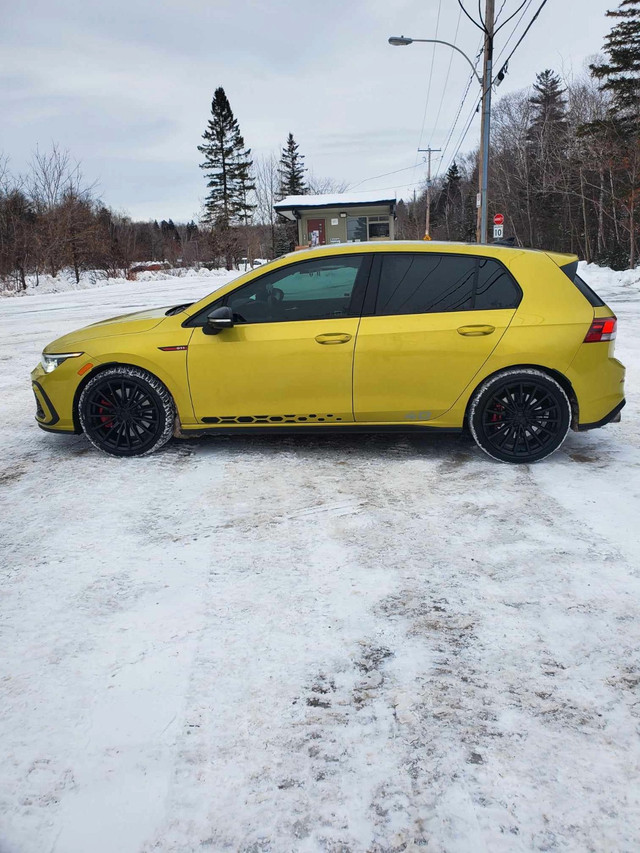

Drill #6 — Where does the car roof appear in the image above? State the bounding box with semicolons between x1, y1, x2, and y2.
282;240;577;267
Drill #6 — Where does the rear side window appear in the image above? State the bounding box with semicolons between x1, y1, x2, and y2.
375;253;520;316
573;274;606;308
475;258;521;310
376;254;476;315
560;261;605;307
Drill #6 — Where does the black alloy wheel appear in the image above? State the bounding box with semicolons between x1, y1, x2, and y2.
78;366;174;457
469;369;571;463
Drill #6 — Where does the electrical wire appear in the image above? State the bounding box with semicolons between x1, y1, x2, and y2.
428;3;463;148
457;0;486;32
495;0;534;64
346;163;425;191
433;37;484;183
494;0;529;34
415;0;443;155
495;0;550;77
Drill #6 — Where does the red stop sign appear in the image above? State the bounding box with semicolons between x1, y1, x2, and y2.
493;213;504;226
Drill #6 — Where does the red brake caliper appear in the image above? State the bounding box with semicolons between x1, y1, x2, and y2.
98;397;114;428
491;402;504;423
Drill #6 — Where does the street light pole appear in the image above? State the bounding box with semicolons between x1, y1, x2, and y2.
389;28;494;244
476;0;495;244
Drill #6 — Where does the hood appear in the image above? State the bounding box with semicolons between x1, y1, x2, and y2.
44;306;172;353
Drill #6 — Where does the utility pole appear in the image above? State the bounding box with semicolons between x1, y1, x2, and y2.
476;0;495;244
418;146;441;240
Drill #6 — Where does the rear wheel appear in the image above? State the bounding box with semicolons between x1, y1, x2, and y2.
78;366;174;457
469;369;571;463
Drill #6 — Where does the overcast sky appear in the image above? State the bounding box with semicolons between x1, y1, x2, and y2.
1;0;614;222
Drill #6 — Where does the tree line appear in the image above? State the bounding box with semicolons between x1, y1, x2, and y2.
2;0;638;288
399;0;640;270
0;93;337;288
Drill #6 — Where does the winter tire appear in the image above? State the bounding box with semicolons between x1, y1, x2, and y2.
469;368;571;463
78;366;175;457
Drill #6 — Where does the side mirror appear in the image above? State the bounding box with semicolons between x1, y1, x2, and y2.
204;305;234;335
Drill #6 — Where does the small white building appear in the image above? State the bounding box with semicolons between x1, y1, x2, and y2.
274;191;396;248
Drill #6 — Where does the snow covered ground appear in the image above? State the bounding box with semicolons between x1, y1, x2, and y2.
1;263;639;852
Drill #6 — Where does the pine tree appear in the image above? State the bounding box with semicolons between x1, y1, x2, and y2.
437;162;463;239
527;70;568;247
528;70;568;141
591;0;640;132
198;87;255;227
278;133;307;198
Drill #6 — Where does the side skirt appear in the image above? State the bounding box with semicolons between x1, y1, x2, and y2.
174;423;464;439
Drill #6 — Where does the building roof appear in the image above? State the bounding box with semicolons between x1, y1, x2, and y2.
274;191;396;220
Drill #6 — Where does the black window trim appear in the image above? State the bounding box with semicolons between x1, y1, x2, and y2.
361;251;522;317
183;253;374;328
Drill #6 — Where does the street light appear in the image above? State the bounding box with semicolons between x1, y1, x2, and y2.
388;36;482;86
389;34;491;244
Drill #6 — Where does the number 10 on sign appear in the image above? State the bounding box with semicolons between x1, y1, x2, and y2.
493;225;504;239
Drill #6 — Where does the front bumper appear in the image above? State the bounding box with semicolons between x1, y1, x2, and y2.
31;361;82;433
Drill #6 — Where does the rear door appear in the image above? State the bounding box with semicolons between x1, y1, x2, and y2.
353;252;521;422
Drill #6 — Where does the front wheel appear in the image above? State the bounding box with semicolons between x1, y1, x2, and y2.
469;369;572;463
78;366;175;457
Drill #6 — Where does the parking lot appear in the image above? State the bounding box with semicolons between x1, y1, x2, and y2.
1;271;639;852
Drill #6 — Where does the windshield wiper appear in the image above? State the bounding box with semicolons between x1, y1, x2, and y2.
165;303;193;316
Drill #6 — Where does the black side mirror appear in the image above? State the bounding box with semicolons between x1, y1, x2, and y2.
204;305;234;335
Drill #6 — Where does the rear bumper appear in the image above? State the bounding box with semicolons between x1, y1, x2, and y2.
578;398;625;431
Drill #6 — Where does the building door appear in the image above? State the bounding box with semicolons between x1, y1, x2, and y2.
307;218;326;246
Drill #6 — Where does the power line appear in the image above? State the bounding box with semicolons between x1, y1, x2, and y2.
495;0;533;64
415;0;443;156
496;0;549;77
428;3;463;148
433;38;484;183
494;0;529;34
346;163;426;190
457;0;486;32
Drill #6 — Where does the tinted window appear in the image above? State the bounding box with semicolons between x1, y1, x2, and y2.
573;273;605;307
224;256;365;324
475;258;521;309
376;254;475;315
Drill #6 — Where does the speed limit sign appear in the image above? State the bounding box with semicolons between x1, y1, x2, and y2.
493;224;504;239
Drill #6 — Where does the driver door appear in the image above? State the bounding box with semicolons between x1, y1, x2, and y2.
186;254;370;425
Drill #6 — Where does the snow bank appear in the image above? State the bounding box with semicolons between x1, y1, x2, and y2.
0;266;233;297
578;261;640;301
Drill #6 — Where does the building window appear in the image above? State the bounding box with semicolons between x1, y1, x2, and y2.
368;216;390;239
347;214;391;242
347;216;368;242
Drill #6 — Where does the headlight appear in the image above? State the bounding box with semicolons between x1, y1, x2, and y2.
41;352;83;373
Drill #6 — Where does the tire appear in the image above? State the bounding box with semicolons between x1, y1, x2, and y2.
469;368;571;464
78;366;175;457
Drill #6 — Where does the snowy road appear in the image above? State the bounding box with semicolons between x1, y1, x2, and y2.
1;268;640;852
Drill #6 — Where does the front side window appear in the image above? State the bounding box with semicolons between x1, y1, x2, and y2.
222;256;365;324
376;254;476;315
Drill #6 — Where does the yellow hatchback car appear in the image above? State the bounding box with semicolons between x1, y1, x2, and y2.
31;241;625;463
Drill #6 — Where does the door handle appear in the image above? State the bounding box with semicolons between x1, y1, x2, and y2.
457;325;495;336
315;333;352;345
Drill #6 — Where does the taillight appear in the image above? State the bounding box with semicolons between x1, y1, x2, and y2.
584;317;617;343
